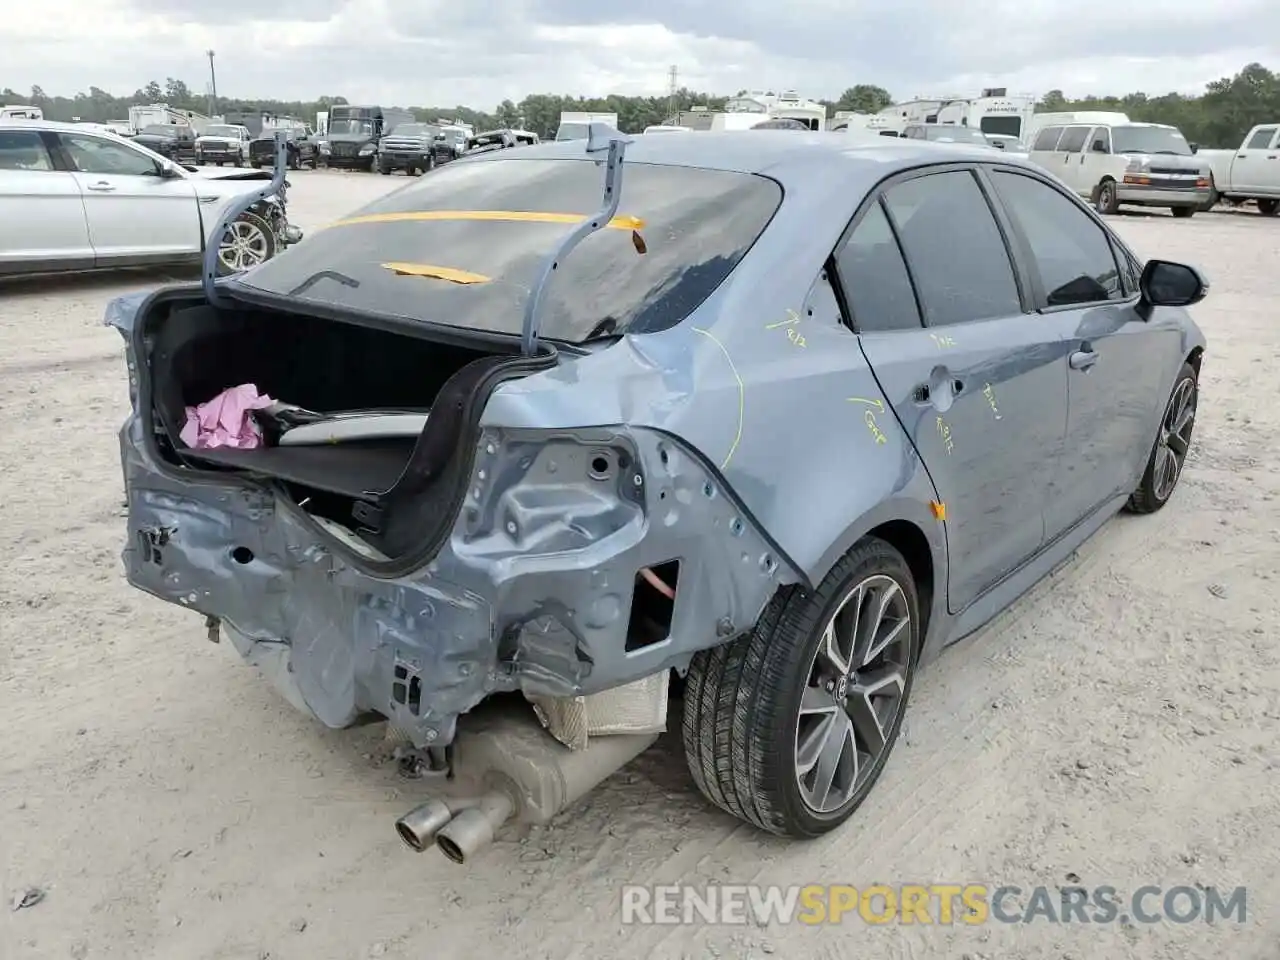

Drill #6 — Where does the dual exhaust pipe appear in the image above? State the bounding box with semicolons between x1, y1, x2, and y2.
394;708;660;864
395;790;515;864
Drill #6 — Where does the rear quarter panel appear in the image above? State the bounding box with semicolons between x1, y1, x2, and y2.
479;153;947;590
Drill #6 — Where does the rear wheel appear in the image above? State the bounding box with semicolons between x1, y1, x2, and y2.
1171;206;1195;218
682;537;920;837
1126;362;1198;514
1258;198;1279;217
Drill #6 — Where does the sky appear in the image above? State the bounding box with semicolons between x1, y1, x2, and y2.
6;0;1279;109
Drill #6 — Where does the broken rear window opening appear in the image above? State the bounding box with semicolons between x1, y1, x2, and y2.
231;157;784;344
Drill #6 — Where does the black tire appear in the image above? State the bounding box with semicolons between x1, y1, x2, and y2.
682;536;920;838
1126;362;1198;514
288;150;300;171
1258;198;1279;217
214;210;278;278
251;162;261;169
1095;179;1120;215
234;156;243;168
379;164;391;175
1171;206;1195;218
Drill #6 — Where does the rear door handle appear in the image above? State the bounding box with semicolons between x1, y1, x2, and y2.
86;182;116;192
1069;350;1098;371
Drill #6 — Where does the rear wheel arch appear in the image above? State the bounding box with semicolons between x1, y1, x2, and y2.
808;502;943;640
1186;346;1204;379
865;519;935;641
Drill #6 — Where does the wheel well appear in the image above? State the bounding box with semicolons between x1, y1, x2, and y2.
867;519;934;639
1187;346;1204;378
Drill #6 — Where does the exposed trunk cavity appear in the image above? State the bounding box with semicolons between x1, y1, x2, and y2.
138;297;556;571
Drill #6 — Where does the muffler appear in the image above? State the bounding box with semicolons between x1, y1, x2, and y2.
395;703;658;862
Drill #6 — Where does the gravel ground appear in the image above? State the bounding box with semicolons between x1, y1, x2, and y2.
1;172;1277;960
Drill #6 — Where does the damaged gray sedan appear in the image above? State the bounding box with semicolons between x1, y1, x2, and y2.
108;127;1208;860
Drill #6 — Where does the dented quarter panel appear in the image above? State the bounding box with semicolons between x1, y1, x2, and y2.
479;155;948;594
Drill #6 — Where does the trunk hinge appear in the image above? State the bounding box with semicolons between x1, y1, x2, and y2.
520;124;633;357
201;131;291;308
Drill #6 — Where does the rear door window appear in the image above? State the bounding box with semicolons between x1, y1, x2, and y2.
237;158;784;342
1245;126;1277;149
882;170;1022;327
0;130;54;171
1032;126;1064;151
1056;126;1089;153
990;170;1123;306
835;202;921;332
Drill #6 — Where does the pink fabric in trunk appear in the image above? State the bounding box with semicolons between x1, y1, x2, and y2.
180;383;276;449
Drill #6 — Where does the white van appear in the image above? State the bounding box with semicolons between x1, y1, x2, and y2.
1026;114;1212;217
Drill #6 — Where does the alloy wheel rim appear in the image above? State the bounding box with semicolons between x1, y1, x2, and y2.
1153;377;1196;501
794;573;912;815
218;220;269;272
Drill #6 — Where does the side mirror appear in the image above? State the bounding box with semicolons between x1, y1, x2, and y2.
1189;142;1199;153
1140;259;1208;308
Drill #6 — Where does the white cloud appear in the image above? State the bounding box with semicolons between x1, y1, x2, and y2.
4;0;1278;108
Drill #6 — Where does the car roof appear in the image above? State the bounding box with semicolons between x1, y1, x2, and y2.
460;129;1037;189
0;118;109;134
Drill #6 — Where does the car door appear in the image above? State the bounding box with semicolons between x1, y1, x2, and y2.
838;167;1070;613
54;132;202;262
985;168;1179;538
0;128;94;272
1050;126;1090;194
1077;126;1113;197
1028;125;1065;176
1232;126;1279;195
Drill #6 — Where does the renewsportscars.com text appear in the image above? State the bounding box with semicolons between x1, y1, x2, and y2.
620;883;1248;926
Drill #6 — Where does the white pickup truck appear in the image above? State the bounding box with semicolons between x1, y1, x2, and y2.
1197;124;1280;215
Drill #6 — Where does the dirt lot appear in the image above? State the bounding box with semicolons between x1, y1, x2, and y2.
2;171;1278;960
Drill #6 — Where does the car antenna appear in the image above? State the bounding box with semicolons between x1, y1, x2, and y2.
519;122;633;357
201;130;290;307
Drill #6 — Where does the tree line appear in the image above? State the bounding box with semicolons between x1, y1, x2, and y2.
4;62;1278;147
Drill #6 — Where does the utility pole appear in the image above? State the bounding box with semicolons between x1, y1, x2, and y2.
206;50;217;117
667;64;678;124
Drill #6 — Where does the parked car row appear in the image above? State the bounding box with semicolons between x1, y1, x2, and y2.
0;118;302;279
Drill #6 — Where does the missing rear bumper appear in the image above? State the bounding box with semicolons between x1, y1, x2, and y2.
119;415;800;746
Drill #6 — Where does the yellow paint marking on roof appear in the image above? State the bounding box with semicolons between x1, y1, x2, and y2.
325;210;646;231
381;262;492;284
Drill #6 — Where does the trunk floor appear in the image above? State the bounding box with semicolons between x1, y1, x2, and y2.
186;440;412;497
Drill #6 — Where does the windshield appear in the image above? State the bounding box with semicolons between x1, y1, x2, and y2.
329;119;374;136
235;158;783;342
924;126;990;144
1111;125;1192;155
390;123;433;137
556;122;590;141
203;125;239;138
141;125;179;137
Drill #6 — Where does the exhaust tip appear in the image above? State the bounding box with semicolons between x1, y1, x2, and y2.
394;798;454;852
395;818;427;852
436;834;466;864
